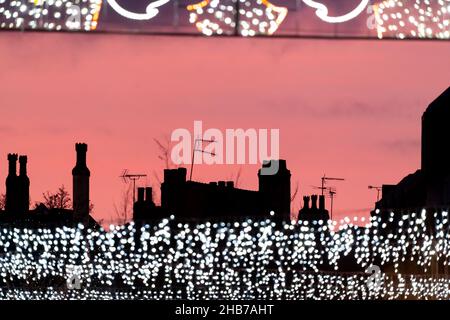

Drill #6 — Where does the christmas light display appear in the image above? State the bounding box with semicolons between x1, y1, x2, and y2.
1;0;449;39
302;0;370;24
186;0;288;36
106;0;170;21
0;210;448;300
0;0;102;31
373;0;450;39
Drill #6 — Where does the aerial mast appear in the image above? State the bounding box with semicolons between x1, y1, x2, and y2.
368;185;382;202
119;169;147;203
320;175;345;219
189;137;216;181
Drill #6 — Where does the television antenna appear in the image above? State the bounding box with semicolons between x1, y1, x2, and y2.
321;175;345;195
368;185;382;202
190;137;216;181
328;187;337;220
311;185;338;220
320;175;345;220
119;169;147;203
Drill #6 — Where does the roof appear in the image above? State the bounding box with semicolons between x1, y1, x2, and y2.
424;87;450;116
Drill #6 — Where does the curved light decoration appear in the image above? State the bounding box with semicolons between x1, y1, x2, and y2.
107;0;170;20
302;0;370;23
187;0;288;36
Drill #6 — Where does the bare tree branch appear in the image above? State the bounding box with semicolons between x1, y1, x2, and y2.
153;136;172;169
41;185;71;210
234;166;242;188
113;184;133;225
291;181;299;203
153;170;162;185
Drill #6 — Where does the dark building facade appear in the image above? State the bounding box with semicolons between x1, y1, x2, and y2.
376;87;450;211
258;160;291;217
134;160;292;222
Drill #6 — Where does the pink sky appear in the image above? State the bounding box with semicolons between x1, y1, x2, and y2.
0;32;449;223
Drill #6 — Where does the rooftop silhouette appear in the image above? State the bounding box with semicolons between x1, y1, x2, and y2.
1;88;449;225
375;87;450;212
0;143;97;227
135;160;293;222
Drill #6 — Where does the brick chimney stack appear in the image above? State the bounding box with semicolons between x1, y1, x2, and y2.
72;143;90;220
18;155;30;213
5;153;18;213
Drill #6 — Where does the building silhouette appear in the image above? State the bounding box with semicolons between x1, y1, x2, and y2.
1;143;97;227
297;195;330;221
376;87;450;211
1;146;332;224
5;153;29;214
135;159;293;222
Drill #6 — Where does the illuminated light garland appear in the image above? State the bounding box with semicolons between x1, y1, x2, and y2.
0;210;448;300
0;0;102;31
0;274;448;300
186;0;288;36
373;0;450;39
302;0;370;23
106;0;170;21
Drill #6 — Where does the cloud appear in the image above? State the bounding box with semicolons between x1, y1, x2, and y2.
381;138;420;154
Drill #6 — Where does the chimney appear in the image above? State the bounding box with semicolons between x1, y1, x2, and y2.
19;156;27;176
218;181;226;187
311;195;318;210
76;143;87;166
226;181;234;188
18;156;30;213
145;187;152;202
302;196;310;209
8;153;17;177
319;195;325;211
72;143;90;220
258;159;291;221
5;153;18;213
137;187;145;203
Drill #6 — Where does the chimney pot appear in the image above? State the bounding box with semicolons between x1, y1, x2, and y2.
319;195;326;210
311;195;318;209
7;153;18;176
303;196;310;209
145;187;152;202
19;155;27;176
137;187;145;203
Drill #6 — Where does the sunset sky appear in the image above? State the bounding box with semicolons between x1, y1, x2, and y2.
0;32;449;223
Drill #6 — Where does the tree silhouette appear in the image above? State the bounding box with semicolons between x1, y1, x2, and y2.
154;136;173;170
40;185;72;210
37;185;93;213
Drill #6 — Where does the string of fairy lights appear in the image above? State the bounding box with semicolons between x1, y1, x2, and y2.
0;274;449;300
373;0;450;39
187;0;288;36
0;0;102;31
0;209;448;299
0;0;449;39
